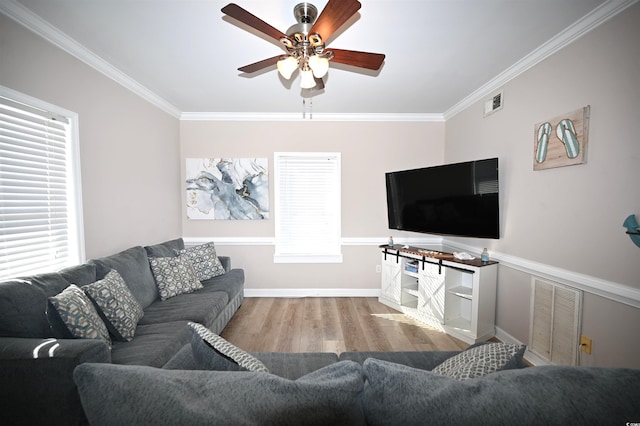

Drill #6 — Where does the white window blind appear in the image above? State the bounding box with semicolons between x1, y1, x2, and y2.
1;87;84;280
274;152;342;263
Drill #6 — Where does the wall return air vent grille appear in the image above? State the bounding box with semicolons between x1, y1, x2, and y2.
529;277;582;366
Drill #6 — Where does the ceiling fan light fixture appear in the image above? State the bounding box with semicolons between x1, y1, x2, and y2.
277;56;298;79
308;54;329;78
300;69;317;89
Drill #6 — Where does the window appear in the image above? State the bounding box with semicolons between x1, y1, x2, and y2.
274;152;342;263
0;86;84;280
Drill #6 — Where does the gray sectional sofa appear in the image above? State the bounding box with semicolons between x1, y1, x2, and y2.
72;342;640;426
2;236;640;425
0;238;244;426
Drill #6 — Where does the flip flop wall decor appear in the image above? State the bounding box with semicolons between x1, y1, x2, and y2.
533;106;589;171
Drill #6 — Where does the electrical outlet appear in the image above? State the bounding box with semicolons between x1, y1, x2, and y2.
375;265;381;273
580;335;592;354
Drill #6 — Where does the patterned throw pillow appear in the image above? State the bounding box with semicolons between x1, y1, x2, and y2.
49;284;111;348
432;342;526;381
83;269;144;341
176;242;225;281
187;322;269;373
148;256;203;300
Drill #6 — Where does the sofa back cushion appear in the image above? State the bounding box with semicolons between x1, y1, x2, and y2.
0;279;52;338
89;246;158;309
144;238;185;258
362;358;640;426
59;263;97;287
74;361;366;426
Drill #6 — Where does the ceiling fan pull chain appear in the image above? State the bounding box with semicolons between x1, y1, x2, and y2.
301;97;313;120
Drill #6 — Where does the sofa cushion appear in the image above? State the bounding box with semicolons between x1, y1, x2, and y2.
199;268;244;301
253;352;342;380
137;289;228;327
0;279;52;338
74;361;366;426
59;263;97;287
28;272;72;297
89;246;158;309
339;350;461;371
176;242;225;281
362;358;640;426
110;321;190;367
25;272;76;338
432;342;526;380
83;269;144;341
144;238;184;258
48;284;111;348
148;255;203;300
187;322;268;372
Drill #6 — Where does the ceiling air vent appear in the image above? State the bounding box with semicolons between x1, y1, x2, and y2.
484;90;504;117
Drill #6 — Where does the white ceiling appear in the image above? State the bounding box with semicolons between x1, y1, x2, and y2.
3;0;619;118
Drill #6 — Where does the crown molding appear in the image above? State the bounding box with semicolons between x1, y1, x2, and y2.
443;0;638;120
180;112;445;122
3;0;635;122
0;0;182;119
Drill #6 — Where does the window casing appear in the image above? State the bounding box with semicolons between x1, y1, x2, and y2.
274;152;342;263
0;86;84;280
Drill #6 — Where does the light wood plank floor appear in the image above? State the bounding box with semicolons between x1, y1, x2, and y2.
220;297;468;353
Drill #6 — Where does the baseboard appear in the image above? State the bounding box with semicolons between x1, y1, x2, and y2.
244;288;381;298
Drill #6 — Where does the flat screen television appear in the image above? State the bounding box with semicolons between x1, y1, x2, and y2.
386;158;499;239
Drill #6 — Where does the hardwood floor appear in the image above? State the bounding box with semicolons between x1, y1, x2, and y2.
220;297;468;353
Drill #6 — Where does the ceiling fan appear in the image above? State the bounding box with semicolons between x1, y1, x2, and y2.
221;0;385;90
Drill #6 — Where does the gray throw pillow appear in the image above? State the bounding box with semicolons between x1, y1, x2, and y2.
148;255;203;300
176;242;225;280
431;342;526;380
187;322;268;372
74;361;366;426
83;269;144;341
48;284;111;348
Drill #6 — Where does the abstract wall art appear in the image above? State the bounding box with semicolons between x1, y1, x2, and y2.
534;106;590;170
186;158;269;220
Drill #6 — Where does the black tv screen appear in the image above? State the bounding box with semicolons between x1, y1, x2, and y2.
386;158;499;239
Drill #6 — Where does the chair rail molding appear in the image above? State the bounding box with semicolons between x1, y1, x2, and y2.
184;236;640;308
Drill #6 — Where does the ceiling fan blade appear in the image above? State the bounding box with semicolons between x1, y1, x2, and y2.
222;3;290;43
310;0;361;41
329;49;385;70
238;55;281;73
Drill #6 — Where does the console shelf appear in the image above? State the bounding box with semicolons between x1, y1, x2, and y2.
379;245;498;344
448;286;473;300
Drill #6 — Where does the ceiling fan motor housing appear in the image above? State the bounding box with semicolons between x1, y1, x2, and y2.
282;2;331;65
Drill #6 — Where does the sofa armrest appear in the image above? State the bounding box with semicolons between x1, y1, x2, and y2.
1;336;111;362
0;337;111;425
218;256;231;272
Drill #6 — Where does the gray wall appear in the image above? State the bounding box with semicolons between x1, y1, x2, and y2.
180;120;445;291
444;3;640;368
0;14;182;258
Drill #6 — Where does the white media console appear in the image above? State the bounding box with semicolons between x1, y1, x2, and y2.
379;245;498;344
